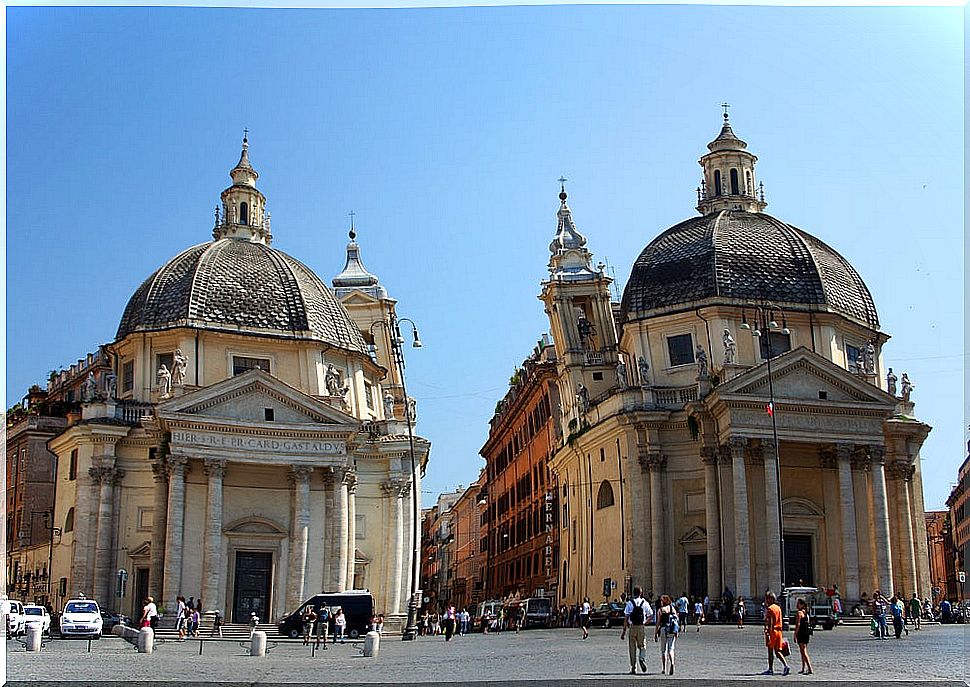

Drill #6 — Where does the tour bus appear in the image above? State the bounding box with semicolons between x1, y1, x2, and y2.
278;590;375;639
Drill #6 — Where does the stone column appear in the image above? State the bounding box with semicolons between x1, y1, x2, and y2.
701;447;721;600
729;437;751;599
285;466;312;610
890;463;918;596
333;467;350;592
717;444;736;594
149;461;169;600
202;459;226;613
868;446;894;593
761;439;782;592
345;472;357;589
162;455;189;609
322;470;335;590
851;450;875;597
383;480;406;614
909;459;931;598
70;463;98;596
93;464;124;605
835;444;860;601
648;455;666;595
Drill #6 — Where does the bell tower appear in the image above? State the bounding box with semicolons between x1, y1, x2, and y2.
696;106;767;215
214;132;272;244
539;182;619;432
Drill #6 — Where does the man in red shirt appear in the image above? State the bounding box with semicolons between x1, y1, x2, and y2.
762;591;790;676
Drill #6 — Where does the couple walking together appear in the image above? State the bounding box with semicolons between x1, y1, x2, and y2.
619;587;680;675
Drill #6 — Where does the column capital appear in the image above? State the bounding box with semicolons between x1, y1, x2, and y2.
818;445;837;470
150;460;168;482
850;446;871;471
346;471;358;494
166;454;189;478
89;465;124;485
646;453;667;472
382;478;410;498
868;444;887;464
835;443;854;462
288;465;313;485
700;446;718;465
886;462;915;482
727;435;748;452
760;437;777;457
330;465;351;484
746;441;764;466
204;458;227;479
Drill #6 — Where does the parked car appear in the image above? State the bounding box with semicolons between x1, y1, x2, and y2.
59;598;103;639
3;600;26;637
22;605;51;634
589;601;625;628
100;610;130;632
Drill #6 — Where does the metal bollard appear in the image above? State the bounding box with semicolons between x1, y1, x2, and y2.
25;625;43;652
250;630;267;657
138;627;155;654
362;631;380;657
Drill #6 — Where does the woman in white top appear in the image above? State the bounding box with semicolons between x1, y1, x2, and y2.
334;608;347;643
140;596;158;629
580;597;592;640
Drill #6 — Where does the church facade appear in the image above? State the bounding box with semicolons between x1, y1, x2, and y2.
542;115;931;609
47;139;429;625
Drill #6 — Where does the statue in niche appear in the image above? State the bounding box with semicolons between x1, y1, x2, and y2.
172;349;188;386
577;317;593;346
576;384;589;413
637;356;650;387
722;329;737;364
695;345;709;380
406;397;417;422
900;373;914;403
616;359;628;388
81;372;97;402
325;364;343;397
886;368;898;396
862;341;876;375
102;370;117;399
383;391;396;420
157;364;172;398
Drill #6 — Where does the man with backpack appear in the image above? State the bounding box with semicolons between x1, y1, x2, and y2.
315;606;330;649
621;586;654;675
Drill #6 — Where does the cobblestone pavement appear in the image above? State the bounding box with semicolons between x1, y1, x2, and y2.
5;623;968;685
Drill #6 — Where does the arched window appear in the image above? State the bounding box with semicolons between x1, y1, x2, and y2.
730;168;740;195
64;508;75;533
713;170;722;196
596;480;615;509
240;202;249;225
745;170;753;195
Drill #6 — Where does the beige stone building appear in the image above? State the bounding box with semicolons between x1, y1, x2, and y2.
47;138;429;625
542;115;931;609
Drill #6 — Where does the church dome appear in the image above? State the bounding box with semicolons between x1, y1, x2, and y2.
116;239;368;353
620;209;879;327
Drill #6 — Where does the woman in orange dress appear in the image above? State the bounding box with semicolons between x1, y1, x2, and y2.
762;591;790;676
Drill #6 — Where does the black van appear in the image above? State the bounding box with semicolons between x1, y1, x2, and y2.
278;592;375;639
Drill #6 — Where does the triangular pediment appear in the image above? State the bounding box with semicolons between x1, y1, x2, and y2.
340;290;380;306
156;368;358;427
715;347;896;407
679;526;707;544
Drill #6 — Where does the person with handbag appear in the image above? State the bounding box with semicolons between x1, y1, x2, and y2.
762;591;790;676
794;598;814;675
654;594;679;676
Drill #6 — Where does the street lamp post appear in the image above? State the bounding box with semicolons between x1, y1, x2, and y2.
369;314;423;641
740;303;788;593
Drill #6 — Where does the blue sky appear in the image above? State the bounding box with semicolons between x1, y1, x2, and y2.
5;5;964;510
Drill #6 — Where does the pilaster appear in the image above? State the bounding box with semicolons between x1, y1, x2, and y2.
202;459;226;612
868;446;894;593
835;444;860;601
700;446;722;600
728;436;750;599
162;455;189;609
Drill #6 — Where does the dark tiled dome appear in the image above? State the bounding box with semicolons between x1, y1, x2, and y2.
116;239;368;353
620;210;878;326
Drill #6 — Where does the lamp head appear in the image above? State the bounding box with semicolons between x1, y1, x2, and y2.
412;327;423;348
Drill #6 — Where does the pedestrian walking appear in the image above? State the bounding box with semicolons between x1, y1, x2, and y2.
676;593;689;632
175;595;187;640
762;591;790;676
793;598;814;675
301;606;317;646
889;594;906;638
515;604;526;633
180;603;192;641
621;586;653;675
736;596;746;629
444;605;456;641
654;594;678;675
249;612;260;638
872;591;889;638
315;606;330;648
377;613;385;635
909;594;921;631
334;607;347;643
211;610;223;637
693;598;704;631
459;608;470;636
580;597;592;639
189;606;201;637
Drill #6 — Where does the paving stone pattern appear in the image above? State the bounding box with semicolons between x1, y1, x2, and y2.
6;623;967;685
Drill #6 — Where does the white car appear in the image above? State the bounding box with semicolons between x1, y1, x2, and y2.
23;604;51;634
3;600;26;637
59;598;103;639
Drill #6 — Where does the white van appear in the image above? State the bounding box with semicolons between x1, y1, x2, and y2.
3;600;26;637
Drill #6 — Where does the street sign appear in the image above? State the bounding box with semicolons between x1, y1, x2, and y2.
959;571;966;584
603;578;612;597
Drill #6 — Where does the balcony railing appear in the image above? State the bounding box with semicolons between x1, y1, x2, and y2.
118;400;155;425
654;385;698;406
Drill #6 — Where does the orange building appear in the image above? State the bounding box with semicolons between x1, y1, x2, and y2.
925;511;958;601
481;337;561;602
448;471;487;611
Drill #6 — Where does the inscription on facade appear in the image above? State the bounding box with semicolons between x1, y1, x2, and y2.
172;429;345;455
